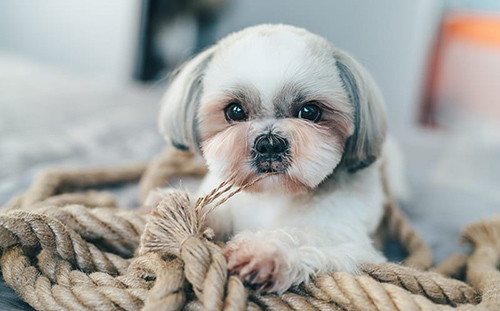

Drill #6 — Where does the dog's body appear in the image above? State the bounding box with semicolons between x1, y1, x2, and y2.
155;24;403;293
198;156;386;292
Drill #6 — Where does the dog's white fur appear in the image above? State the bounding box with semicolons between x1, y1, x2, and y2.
155;24;400;293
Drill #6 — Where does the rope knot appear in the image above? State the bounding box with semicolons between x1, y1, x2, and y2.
138;173;273;257
139;190;201;257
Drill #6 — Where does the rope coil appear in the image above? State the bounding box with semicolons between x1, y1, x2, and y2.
0;147;498;310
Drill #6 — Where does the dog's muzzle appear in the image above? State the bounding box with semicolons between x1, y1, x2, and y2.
253;133;290;173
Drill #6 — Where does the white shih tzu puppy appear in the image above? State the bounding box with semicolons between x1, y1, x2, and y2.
156;24;400;293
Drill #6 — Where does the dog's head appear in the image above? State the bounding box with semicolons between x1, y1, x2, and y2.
159;24;386;194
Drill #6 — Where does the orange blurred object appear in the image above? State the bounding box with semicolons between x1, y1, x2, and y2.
421;11;500;129
445;13;500;48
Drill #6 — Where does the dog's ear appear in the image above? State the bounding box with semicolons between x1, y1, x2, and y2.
159;47;215;152
333;50;387;172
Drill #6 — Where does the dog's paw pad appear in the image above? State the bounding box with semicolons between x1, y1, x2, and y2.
224;239;287;292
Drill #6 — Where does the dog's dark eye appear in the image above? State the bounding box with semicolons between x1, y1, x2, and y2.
297;102;321;122
224;102;247;122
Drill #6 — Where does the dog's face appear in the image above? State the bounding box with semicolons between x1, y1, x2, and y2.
159;25;386;194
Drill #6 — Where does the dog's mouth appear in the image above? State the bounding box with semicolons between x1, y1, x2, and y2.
252;154;290;174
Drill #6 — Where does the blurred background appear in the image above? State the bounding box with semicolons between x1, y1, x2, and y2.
0;0;499;288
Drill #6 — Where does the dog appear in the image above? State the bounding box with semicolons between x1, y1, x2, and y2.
154;24;404;293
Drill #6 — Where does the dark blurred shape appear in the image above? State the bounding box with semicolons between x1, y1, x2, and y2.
134;0;228;81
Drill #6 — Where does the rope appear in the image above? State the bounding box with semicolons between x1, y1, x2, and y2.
1;247;149;311
2;191;118;214
138;148;207;204
0;211;130;275
431;254;469;279
361;263;479;305
0;146;498;311
40;205;146;258
22;164;146;208
379;160;434;271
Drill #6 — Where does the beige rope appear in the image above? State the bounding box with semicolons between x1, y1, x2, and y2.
0;211;130;275
361;263;479;305
22;164;146;208
431;254;469;279
0;146;498;311
138;148;207;204
379;160;434;271
2;191;118;214
1;247;149;311
40;205;146;258
462;218;500;310
381;198;434;270
128;252;185;311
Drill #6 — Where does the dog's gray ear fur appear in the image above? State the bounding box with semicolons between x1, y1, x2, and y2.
158;47;215;152
334;50;387;172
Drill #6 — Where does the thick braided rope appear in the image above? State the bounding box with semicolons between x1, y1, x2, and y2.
21;164;146;208
0;210;131;275
462;218;500;310
0;147;497;310
127;252;186;311
379;160;433;271
138;148;208;204
381;199;434;270
40;205;147;258
139;191;251;311
0;204;153;310
361;263;478;305
2;207;487;311
1;247;150;310
2;191;118;214
431;254;469;279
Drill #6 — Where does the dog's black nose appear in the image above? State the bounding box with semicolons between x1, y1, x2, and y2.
255;134;288;156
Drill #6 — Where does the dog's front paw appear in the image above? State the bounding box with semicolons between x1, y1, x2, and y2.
224;234;290;293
